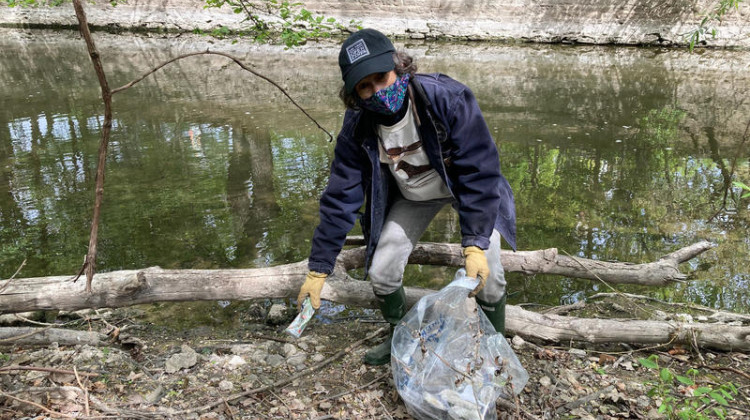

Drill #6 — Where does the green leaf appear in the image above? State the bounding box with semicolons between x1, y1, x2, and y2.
709;391;728;405
675;375;694;385
714;407;726;419
660;368;673;382
638;357;658;369
694;387;712;396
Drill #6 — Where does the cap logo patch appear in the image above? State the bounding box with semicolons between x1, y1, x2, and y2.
346;39;370;64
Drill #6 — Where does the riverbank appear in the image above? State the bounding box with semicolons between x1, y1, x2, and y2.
1;296;749;419
1;0;749;48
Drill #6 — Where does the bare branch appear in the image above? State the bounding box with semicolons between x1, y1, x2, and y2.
110;50;333;142
72;0;113;294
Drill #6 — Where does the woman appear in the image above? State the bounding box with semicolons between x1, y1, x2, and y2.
297;29;516;366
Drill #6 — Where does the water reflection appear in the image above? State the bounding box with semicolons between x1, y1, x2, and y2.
0;31;748;313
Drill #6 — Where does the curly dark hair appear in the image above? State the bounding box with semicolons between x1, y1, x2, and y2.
339;50;418;110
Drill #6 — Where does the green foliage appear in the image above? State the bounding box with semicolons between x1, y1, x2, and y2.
203;0;360;47
733;181;750;198
686;0;744;51
638;355;739;419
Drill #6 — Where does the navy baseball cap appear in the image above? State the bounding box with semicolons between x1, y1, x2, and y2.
338;29;396;94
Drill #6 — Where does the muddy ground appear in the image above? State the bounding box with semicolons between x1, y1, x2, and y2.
1;296;749;419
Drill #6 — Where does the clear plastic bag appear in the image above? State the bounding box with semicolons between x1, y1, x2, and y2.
391;269;529;420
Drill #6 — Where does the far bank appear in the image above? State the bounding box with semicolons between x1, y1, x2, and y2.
1;0;749;48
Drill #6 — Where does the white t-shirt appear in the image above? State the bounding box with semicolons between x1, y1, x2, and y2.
377;102;452;201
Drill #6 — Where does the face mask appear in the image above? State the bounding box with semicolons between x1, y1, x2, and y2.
359;73;410;115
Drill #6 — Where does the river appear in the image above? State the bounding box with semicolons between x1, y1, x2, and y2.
1;29;749;317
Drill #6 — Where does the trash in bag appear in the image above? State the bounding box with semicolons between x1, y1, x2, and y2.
391;269;529;420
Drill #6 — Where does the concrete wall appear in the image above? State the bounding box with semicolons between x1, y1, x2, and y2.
1;0;749;47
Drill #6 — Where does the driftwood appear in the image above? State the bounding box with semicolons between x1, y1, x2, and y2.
2;240;745;352
0;241;714;313
508;307;750;352
0;327;109;347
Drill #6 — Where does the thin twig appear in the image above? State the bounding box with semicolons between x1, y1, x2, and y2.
376;395;394;420
74;366;91;417
0;365;99;377
559;249;656;318
0;258;26;294
318;371;390;402
700;363;750;381
0;390;75;419
222;395;237;420
110;50;333;142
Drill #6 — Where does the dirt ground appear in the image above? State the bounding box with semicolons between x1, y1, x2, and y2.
1;296;749;419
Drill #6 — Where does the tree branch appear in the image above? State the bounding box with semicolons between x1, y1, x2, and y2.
110;50;333;141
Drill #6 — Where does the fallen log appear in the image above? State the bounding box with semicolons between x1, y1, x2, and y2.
2;240;742;352
0;241;714;314
341;239;714;286
0;327;109;347
507;306;750;352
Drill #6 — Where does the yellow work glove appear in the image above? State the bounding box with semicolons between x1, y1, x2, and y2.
463;246;489;298
297;271;327;309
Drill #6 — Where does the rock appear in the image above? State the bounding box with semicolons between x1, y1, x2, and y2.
247;302;267;319
287;353;307;367
218;380;234;392
230;344;256;355
283;343;298;357
208;354;247;370
651;310;669;321
539;376;552;387
311;353;326;363
266;354;285;367
266;304;292;325
165;345;198;373
568;348;587;357
247;350;269;366
72;346;104;364
636;395;651;408
674;313;693;323
511;335;526;349
226;355;247;370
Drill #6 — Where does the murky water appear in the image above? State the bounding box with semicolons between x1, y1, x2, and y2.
1;30;749;315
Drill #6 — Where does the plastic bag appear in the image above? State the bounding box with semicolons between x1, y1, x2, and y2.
391;269;529;420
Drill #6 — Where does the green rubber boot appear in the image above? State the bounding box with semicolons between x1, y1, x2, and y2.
476;294;507;336
364;286;406;366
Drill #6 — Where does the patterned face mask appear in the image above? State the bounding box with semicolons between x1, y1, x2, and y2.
359;73;410;115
